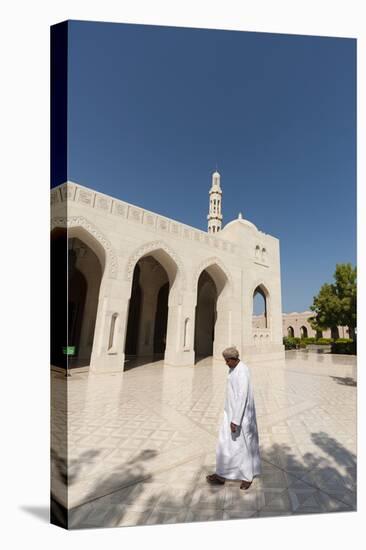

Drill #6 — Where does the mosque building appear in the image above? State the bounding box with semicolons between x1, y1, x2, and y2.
51;171;285;372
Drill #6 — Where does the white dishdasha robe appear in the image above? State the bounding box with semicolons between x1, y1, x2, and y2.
216;360;261;481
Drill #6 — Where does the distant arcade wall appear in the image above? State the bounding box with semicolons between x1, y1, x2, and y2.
254;311;348;339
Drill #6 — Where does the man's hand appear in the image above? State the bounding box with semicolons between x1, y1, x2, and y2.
230;422;238;433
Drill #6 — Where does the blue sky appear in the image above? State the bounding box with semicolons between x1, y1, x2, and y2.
65;20;356;313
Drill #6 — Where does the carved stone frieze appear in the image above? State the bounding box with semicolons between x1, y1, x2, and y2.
60;184;76;201
50;189;60;204
144;213;156;226
112;202;127;217
129;207;142;222
51;216;118;279
158;219;168;231
95;197;110;210
77;190;94;205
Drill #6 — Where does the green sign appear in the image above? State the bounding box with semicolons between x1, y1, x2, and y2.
63;346;76;356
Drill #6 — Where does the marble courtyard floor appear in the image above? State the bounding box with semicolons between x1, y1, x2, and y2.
51;351;357;528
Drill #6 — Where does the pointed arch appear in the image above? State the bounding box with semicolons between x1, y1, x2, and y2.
193;256;233;297
51;224;105;368
251;281;271;330
125;240;186;290
51;216;118;278
300;325;308;338
250;280;270;299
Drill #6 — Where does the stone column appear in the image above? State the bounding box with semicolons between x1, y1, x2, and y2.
90;276;132;372
242;284;254;347
213;295;238;359
164;289;195;366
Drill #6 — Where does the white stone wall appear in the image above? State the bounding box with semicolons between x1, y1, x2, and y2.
51;181;285;371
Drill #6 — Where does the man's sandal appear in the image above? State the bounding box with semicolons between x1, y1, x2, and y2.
206;473;225;485
240;480;252;490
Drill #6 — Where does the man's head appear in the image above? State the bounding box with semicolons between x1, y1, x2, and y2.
222;346;240;368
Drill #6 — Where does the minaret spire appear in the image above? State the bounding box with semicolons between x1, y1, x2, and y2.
207;169;223;234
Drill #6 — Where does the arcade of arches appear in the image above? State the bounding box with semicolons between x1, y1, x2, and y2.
283;312;346;340
51;181;286;370
52;232;277;370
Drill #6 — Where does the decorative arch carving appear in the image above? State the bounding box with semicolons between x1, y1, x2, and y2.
125;240;187;290
250;279;271;298
193;256;234;295
51;216;118;279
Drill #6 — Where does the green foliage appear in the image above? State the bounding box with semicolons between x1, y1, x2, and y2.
283;335;356;354
315;338;333;345
331;339;356;355
283;337;299;349
302;337;316;344
310;263;357;336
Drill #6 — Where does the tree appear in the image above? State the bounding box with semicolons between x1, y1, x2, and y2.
308;263;357;339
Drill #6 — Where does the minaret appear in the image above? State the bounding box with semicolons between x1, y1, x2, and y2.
207;170;223;234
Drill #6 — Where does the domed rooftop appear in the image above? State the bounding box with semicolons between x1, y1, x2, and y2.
221;212;258;232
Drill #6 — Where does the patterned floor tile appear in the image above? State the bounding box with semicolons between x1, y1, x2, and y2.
52;352;356;528
185;509;225;523
223;510;258;520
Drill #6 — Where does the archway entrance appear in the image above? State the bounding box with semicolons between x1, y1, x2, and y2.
51;228;67;368
194;264;229;363
68;268;87;357
51;229;103;369
68;236;103;367
194;270;217;360
287;326;295;337
124;255;170;368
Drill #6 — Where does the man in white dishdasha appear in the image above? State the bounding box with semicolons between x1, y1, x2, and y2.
206;346;261;490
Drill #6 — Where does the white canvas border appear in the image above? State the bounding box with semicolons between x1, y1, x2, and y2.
1;1;364;549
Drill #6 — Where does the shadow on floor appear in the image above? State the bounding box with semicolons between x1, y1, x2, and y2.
51;449;159;529
262;432;356;494
54;430;356;529
330;376;357;387
123;355;164;371
51;448;102;485
194;354;212;366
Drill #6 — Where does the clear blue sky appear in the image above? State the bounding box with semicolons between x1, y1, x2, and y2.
66;20;356;313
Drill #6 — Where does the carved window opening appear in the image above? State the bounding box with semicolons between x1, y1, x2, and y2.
108;313;118;351
184;318;190;349
252;286;268;328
